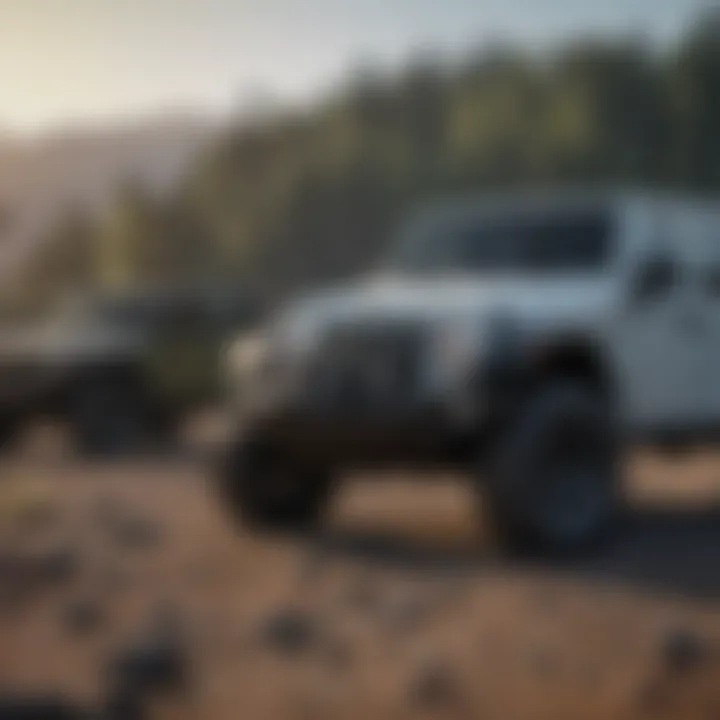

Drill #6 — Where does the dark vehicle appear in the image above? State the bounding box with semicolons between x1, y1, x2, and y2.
0;287;254;456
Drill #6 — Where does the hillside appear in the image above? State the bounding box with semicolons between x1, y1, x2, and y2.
7;11;720;309
0;116;215;280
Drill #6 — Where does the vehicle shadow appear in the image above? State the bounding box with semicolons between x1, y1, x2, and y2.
307;504;720;600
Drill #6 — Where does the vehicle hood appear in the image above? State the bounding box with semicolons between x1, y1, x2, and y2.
284;274;616;336
0;319;145;363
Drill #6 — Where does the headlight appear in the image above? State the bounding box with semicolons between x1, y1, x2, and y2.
223;331;269;391
223;313;320;410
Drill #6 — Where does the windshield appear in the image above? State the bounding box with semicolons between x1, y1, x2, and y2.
389;208;613;275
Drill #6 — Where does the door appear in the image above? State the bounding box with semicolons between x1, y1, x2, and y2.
615;217;707;432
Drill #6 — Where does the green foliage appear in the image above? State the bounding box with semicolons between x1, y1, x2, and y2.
95;184;208;292
17;12;720;310
2;209;97;317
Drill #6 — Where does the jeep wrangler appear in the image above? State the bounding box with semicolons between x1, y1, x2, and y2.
219;191;720;551
0;287;254;456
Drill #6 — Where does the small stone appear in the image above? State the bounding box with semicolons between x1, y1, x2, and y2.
0;694;85;720
108;611;188;699
0;547;80;600
259;609;320;657
102;685;146;720
113;516;162;550
37;547;80;585
110;637;187;696
662;629;711;673
63;598;104;635
409;660;460;710
0;551;24;585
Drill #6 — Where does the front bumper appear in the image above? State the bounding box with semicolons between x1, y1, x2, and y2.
236;395;485;469
227;320;500;468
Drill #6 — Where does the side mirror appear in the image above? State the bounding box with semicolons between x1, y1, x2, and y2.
630;255;678;303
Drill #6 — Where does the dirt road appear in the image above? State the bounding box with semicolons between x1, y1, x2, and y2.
0;450;719;719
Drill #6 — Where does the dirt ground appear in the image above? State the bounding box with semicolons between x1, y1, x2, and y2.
1;432;720;719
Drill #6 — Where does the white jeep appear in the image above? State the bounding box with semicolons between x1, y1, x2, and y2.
219;190;720;551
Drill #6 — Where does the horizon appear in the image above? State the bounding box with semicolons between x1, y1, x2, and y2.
0;0;711;137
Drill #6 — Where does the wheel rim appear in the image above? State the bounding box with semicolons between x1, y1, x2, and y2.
532;419;611;542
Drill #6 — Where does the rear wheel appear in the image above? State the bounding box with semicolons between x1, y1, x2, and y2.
219;440;334;532
481;382;620;555
0;414;21;454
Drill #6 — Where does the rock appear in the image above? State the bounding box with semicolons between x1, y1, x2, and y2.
103;606;188;719
111;635;187;696
101;685;146;720
108;610;188;700
409;660;461;711
0;552;31;610
63;598;104;635
0;551;24;585
0;694;86;719
259;609;321;657
638;629;716;714
0;546;79;605
37;546;80;585
662;629;712;673
113;516;162;550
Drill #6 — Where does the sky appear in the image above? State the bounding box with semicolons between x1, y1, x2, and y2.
0;0;712;134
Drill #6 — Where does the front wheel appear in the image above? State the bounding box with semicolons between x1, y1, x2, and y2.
480;382;620;555
0;414;22;455
218;440;334;532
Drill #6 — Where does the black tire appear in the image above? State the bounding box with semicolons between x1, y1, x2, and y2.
0;414;21;454
70;372;150;458
218;440;334;532
481;382;620;555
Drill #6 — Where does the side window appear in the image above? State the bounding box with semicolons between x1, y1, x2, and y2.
632;252;680;302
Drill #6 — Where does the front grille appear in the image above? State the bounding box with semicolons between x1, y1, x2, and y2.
307;321;425;411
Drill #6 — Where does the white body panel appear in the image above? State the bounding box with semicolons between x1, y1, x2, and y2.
269;192;720;436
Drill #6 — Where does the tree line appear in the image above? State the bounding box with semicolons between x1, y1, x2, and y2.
8;11;720;316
